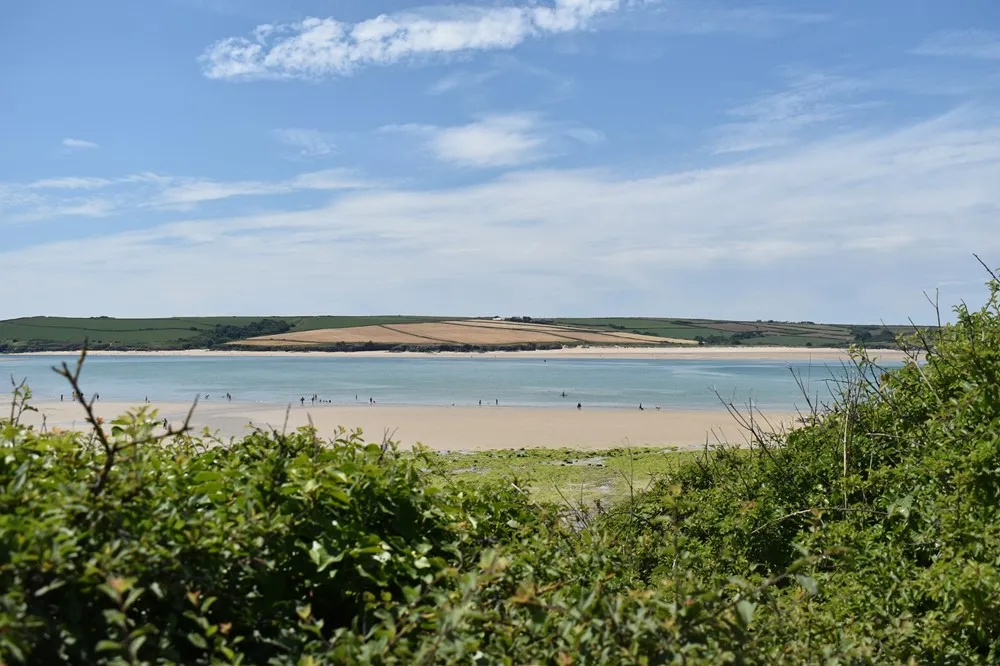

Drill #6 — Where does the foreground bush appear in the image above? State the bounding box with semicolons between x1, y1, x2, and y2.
2;276;1000;664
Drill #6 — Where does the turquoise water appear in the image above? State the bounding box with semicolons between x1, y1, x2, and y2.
0;354;892;410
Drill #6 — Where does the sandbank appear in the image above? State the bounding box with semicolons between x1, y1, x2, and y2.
9;346;914;362
9;400;799;452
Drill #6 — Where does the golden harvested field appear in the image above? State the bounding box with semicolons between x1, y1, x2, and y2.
239;320;697;347
448;320;685;343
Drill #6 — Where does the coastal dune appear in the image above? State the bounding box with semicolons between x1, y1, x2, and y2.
12;400;798;452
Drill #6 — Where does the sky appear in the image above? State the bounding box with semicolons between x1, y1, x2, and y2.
2;0;999;323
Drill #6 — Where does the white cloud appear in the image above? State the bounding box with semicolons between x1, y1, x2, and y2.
5;107;999;322
914;29;1000;60
62;138;99;149
272;128;337;156
385;113;602;167
390;114;547;167
200;0;625;80
711;72;872;153
564;127;606;144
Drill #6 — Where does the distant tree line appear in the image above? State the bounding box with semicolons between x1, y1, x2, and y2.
183;319;292;348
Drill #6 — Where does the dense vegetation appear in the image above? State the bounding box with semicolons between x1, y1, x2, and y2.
184;319;293;348
0;314;912;352
2;277;999;663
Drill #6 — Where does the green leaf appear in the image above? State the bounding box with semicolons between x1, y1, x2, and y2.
34;579;66;597
795;574;819;596
187;632;208;649
128;635;147;658
736;600;756;627
96;640;122;653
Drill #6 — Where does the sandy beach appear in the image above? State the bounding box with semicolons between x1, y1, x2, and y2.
11;345;915;362
8;400;798;451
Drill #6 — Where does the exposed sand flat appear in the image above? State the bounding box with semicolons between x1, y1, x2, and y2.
9;401;799;451
8;346;917;361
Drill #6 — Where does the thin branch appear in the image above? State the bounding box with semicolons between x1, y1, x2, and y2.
750;506;888;534
973;253;999;282
53;346;198;497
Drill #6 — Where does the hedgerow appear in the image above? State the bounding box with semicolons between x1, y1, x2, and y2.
2;275;1000;664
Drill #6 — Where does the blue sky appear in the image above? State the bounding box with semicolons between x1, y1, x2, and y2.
2;0;999;323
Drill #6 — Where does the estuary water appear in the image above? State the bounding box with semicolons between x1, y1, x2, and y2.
0;354;894;411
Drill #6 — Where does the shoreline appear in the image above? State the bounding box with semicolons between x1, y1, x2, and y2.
8;400;800;451
3;345;916;362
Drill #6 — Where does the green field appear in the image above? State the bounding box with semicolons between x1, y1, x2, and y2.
0;313;915;352
426;446;699;504
551;316;915;347
0;316;451;352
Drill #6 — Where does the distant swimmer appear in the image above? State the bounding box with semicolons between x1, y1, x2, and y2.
561;391;566;398
479;400;482;406
577;403;582;410
496;398;499;406
300;397;305;406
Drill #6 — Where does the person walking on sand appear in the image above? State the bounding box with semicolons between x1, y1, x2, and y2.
300;397;305;406
639;403;644;411
496;398;499;406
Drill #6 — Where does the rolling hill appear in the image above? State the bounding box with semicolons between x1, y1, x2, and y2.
0;314;914;352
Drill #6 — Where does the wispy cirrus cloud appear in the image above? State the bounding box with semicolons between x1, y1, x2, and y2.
155;169;371;208
272;128;337;157
710;71;873;154
914;29;1000;60
199;0;627;81
0;169;375;223
62;138;99;150
607;1;830;38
